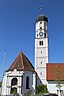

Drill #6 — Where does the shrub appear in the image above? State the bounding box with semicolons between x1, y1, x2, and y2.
36;84;49;94
24;89;32;96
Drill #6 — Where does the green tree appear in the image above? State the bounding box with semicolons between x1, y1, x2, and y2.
36;84;49;94
55;65;64;95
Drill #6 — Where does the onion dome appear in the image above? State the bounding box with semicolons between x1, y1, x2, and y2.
36;14;48;23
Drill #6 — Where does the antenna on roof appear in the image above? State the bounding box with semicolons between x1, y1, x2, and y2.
2;50;7;77
1;50;7;95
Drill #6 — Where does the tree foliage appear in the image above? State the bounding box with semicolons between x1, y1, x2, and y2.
36;84;49;94
55;65;64;90
24;89;31;96
55;64;64;96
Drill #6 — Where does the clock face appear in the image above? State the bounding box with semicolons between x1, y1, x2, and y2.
39;32;43;37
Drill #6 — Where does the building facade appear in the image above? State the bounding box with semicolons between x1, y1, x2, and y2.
35;14;48;85
2;52;36;96
2;11;64;96
35;12;64;95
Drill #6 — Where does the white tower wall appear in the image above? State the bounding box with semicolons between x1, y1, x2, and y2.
35;15;48;85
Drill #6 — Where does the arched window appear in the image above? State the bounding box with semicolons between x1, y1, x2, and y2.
11;78;18;86
26;76;30;89
10;88;17;94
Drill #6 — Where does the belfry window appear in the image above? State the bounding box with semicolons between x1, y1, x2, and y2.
39;41;43;45
42;41;43;45
39;41;41;45
26;76;30;89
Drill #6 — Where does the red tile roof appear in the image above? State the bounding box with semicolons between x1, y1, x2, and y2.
46;63;64;81
6;51;35;72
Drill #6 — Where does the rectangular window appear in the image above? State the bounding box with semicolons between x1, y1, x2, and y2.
39;41;41;45
39;41;43;45
26;76;30;89
42;41;43;45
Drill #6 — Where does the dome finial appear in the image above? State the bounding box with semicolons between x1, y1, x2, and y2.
40;6;43;14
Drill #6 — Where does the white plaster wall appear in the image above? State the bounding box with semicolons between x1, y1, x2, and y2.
2;75;7;95
36;68;46;80
2;70;36;95
35;37;48;68
35;48;48;57
36;21;48;39
35;27;48;84
6;76;11;87
47;81;64;94
36;21;47;32
35;38;48;78
35;38;48;48
32;73;36;93
35;58;47;67
36;21;44;31
22;71;36;95
47;83;57;93
2;70;24;95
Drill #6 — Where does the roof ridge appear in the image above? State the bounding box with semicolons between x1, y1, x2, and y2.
20;51;24;69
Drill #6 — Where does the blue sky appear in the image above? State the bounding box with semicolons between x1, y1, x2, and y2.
0;0;64;80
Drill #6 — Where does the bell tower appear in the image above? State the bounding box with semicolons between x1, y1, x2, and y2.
35;9;48;84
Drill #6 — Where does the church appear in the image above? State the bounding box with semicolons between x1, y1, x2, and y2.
2;10;64;96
